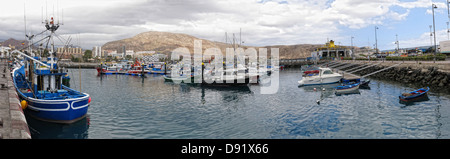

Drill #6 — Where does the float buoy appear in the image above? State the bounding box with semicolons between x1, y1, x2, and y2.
20;100;27;110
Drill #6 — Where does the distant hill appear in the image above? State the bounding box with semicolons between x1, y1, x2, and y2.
0;38;29;50
102;31;247;58
102;31;355;59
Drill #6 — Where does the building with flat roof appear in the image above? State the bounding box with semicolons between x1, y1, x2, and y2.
311;40;352;59
57;47;83;59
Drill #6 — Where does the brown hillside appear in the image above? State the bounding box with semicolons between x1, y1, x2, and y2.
102;31;341;59
0;38;28;50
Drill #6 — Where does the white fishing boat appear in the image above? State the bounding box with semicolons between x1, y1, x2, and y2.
202;67;250;86
298;67;342;86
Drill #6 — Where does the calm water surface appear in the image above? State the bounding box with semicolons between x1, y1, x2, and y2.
26;69;450;139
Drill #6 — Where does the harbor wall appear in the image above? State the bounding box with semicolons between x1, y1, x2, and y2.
59;62;98;69
338;61;450;93
0;59;31;139
60;60;327;69
280;60;328;68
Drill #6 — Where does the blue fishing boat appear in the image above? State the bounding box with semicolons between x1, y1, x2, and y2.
399;87;429;102
11;16;90;124
335;82;360;93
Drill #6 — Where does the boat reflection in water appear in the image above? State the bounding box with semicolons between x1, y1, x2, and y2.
26;115;90;139
301;83;338;105
335;89;360;96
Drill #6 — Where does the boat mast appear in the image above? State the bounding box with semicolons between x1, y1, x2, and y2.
44;14;60;92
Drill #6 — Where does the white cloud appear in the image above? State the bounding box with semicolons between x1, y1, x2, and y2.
396;29;449;49
0;0;442;49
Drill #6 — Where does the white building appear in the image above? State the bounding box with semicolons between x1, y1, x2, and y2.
93;46;102;57
1;46;11;57
142;53;168;63
108;50;123;58
125;50;134;57
135;51;156;57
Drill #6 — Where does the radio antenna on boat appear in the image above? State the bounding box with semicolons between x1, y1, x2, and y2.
41;6;44;23
24;3;27;40
46;0;48;23
61;8;64;25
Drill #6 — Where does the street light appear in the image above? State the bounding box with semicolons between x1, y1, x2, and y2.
395;34;399;53
375;26;379;54
351;36;354;59
432;4;438;63
447;21;449;40
430;25;433;47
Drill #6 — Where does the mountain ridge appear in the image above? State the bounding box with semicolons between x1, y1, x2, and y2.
101;31;329;59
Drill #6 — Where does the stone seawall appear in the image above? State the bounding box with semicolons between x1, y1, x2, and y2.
0;58;31;139
339;61;450;93
59;62;97;69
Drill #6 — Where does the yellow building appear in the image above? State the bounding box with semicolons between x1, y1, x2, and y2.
311;40;352;59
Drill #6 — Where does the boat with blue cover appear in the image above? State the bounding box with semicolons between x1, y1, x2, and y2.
149;62;169;74
399;87;429;102
11;16;90;124
335;82;360;93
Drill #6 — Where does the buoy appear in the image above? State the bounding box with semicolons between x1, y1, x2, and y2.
313;88;317;91
322;88;325;91
20;100;27;110
88;97;91;103
316;100;320;105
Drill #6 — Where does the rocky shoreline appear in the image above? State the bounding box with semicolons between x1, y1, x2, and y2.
347;64;450;93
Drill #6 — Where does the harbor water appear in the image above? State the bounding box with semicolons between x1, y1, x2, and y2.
26;68;450;139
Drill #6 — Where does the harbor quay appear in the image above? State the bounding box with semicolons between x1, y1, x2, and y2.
0;58;31;139
326;60;450;93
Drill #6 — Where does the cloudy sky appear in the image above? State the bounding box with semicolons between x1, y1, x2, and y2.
1;0;450;51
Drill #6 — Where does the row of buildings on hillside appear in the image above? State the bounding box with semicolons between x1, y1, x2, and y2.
56;46;167;62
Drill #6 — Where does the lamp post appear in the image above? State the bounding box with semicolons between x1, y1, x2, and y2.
432;4;437;63
447;21;449;40
375;26;379;54
447;0;450;40
430;25;433;47
395;34;399;53
351;36;354;60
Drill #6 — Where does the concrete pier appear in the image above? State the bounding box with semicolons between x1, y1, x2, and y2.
0;58;31;139
327;60;450;93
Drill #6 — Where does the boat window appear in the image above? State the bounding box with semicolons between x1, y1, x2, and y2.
322;70;333;74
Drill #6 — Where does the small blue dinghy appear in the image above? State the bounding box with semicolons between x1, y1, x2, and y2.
399;87;429;102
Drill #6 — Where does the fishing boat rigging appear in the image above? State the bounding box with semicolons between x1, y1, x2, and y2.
10;13;90;124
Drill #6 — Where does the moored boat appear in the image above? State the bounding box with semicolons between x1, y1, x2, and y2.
127;60;149;74
298;67;342;86
96;63;120;74
149;62;169;74
11;15;90;124
202;67;250;86
335;82;360;93
399;87;430;102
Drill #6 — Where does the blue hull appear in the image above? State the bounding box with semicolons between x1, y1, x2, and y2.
301;81;339;86
13;66;90;124
399;87;430;102
20;93;89;123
